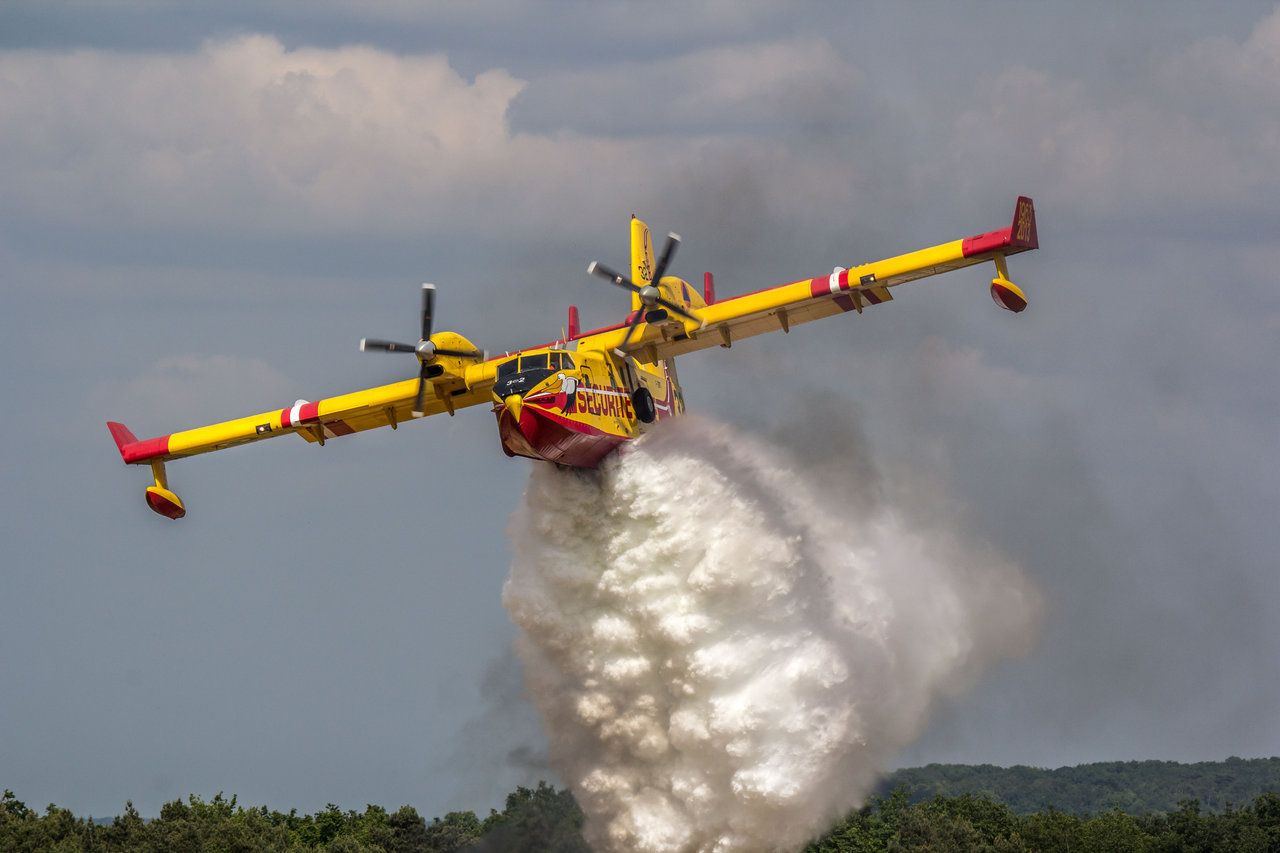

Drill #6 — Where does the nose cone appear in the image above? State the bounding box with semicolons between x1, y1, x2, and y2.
504;394;524;424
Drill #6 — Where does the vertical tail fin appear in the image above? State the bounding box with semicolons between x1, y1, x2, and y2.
630;216;654;313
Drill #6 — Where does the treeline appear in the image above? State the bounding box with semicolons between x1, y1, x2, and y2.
805;788;1280;852
877;757;1280;815
0;782;587;853
6;759;1280;852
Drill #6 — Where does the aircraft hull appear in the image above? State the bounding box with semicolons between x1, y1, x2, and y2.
496;403;625;468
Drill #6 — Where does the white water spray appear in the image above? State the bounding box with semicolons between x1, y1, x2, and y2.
503;415;1040;853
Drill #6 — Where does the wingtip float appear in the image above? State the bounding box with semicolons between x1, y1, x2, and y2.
109;196;1038;519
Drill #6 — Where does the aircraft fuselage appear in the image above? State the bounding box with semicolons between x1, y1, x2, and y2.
491;346;683;467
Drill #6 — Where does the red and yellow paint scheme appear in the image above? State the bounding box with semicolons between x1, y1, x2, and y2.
108;197;1038;518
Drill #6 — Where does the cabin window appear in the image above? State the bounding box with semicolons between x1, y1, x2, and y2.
521;353;548;370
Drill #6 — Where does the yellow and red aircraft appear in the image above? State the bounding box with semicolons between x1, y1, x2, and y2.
108;197;1038;519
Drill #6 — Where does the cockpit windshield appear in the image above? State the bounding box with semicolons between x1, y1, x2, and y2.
521;353;548;371
494;351;575;399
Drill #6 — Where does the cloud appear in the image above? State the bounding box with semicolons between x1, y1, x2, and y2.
945;8;1280;232
6;5;1278;257
513;37;867;138
0;33;890;263
1;36;534;239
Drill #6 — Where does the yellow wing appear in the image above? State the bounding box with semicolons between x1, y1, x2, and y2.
108;358;498;517
109;362;497;464
608;197;1037;363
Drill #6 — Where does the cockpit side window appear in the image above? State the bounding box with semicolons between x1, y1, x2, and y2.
547;351;575;370
497;358;518;381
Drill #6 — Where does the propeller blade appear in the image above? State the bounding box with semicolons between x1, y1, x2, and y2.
649;232;680;286
413;362;430;417
361;338;419;353
421;284;436;342
615;310;646;352
588;261;641;294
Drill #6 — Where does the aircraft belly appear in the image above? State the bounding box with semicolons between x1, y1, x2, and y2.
496;406;624;469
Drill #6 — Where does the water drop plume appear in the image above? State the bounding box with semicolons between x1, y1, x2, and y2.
503;414;1040;853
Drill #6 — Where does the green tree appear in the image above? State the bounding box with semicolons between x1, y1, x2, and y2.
806;788;916;853
473;782;588;853
366;803;429;853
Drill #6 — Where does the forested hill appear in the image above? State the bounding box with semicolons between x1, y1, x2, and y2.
877;757;1280;815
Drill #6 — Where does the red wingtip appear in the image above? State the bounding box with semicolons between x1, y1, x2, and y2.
962;196;1039;258
107;422;170;464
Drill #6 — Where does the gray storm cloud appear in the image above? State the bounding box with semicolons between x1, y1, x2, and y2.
503;415;1040;852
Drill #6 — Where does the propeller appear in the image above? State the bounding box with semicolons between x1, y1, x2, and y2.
588;232;701;351
360;284;482;416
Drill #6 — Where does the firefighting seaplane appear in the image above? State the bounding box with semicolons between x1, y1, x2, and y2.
108;197;1038;519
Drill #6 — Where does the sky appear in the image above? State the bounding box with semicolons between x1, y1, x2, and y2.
3;0;1279;823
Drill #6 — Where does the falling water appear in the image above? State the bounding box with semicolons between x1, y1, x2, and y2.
503;414;1040;853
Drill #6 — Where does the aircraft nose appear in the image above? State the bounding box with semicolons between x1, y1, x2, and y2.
504;394;524;423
